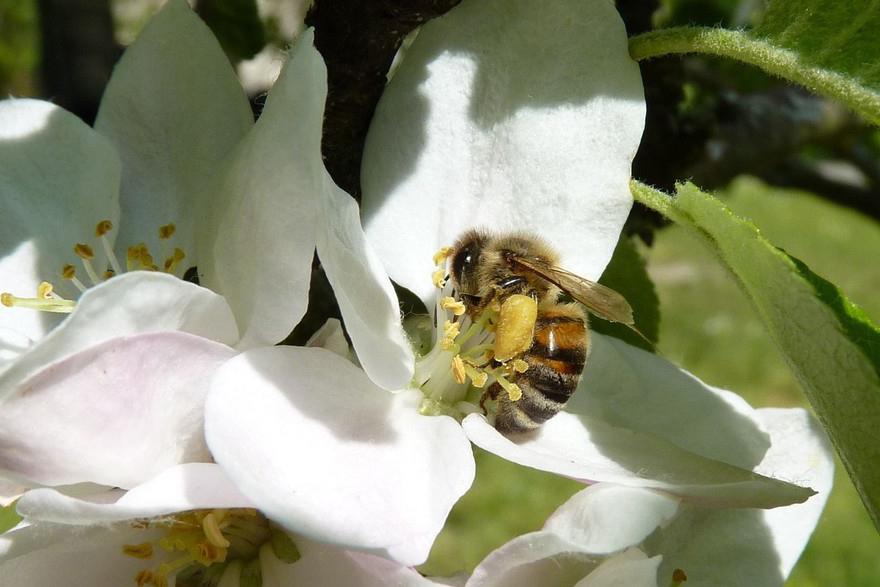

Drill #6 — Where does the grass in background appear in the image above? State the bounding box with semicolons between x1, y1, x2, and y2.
422;176;880;584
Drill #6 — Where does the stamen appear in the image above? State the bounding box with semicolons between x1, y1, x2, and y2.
202;511;231;548
1;292;75;313
441;320;461;350
95;220;123;275
432;268;447;289
74;243;101;285
122;543;154;559
163;248;186;275
463;363;488;388
440;296;466;316
451;355;467;384
61;264;87;293
511;358;529;373
670;568;688;586
493;374;522;402
432;246;454;266
158;223;176;239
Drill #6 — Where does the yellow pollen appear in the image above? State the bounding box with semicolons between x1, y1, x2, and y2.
62;264;76;279
512;358;529;373
163;248;186;273
506;383;522;402
432;268;447;289
451;355;467;384
464;364;489;388
432;246;454;266
158;223;176;239
134;570;156;587
441;320;461;350
1;293;13;307
37;281;54;299
123;542;154;559
440;296;466;316
95;219;113;237
73;243;94;260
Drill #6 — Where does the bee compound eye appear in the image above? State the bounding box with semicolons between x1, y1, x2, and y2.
451;247;475;283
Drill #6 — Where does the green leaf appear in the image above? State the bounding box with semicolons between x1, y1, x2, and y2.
631;179;880;531
628;1;880;125
593;235;660;351
0;500;21;534
198;0;266;61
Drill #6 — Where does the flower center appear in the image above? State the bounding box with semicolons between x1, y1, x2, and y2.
122;508;299;587
410;248;528;422
1;220;187;314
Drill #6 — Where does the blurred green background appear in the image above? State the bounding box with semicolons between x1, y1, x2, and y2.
3;0;880;584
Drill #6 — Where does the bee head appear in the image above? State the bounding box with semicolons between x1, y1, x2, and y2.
450;230;488;295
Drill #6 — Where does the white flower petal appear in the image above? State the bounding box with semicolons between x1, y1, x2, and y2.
94;0;253;265
576;549;661;587
0;99;121;342
205;346;475;566
0;523;166;586
544;485;680;555
202;30;325;348
572;333;770;469
0;271;239;400
361;0;645;305
318;179;414;390
0;328;31;370
306;318;352;360
647;408;834;586
466;530;597;587
16;463;254;524
462;412;813;508
754;408;834;576
0;332;234;488
262;539;442;587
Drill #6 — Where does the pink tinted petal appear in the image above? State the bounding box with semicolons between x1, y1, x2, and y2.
462;413;813;508
544;485;679;555
206;346;474;566
0;332;235;488
16;463;253;524
0;271;239;401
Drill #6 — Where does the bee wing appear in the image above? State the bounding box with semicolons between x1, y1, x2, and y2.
511;256;635;326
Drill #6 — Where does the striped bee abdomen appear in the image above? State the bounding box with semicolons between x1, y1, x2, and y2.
494;304;589;434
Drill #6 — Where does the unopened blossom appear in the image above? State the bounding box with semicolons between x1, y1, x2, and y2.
203;0;816;569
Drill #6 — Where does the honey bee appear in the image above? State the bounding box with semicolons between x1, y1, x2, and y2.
448;229;637;434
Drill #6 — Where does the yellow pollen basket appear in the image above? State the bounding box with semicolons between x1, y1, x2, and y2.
1;219;190;316
493;294;538;362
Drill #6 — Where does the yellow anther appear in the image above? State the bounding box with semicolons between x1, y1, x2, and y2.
123;542;155;559
512;358;529;373
432;268;447;289
62;264;76;279
671;568;688;586
95;219;113;237
1;293;13;307
441;320;461;350
464;365;489;388
451;355;467;384
37;282;54;299
135;570;155;587
202;512;231;549
440;296;466;316
158;223;176;239
103;270;115;280
73;243;94;260
506;383;522;402
163;248;186;273
432;246;454;266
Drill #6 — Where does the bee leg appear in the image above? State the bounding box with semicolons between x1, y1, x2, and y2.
479;382;502;415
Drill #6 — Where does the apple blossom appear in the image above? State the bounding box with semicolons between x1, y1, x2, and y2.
204;0;817;570
1;464;442;587
0;1;375;496
463;408;833;587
